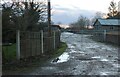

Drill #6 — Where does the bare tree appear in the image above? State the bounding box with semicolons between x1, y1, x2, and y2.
70;15;90;29
2;2;16;43
13;1;47;31
107;1;118;17
91;12;104;25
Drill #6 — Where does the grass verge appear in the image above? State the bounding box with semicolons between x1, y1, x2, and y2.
2;44;16;63
49;42;68;58
2;42;67;74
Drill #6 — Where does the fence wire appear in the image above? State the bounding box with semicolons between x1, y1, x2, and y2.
20;31;60;59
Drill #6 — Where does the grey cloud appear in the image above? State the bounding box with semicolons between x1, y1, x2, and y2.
52;6;97;24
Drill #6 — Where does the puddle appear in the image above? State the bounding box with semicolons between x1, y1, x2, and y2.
63;32;74;35
107;48;114;51
81;61;91;63
52;52;69;64
91;56;109;62
41;67;57;70
112;64;120;68
85;44;100;49
70;46;75;49
91;56;101;59
86;46;99;49
79;51;85;54
100;72;117;75
101;48;106;50
69;50;77;53
100;59;109;61
101;45;117;51
57;52;69;63
100;72;109;75
69;48;85;54
83;35;92;37
68;44;75;49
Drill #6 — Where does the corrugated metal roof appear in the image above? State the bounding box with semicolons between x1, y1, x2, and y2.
98;19;120;26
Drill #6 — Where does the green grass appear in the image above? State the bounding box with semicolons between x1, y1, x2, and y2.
51;42;67;58
3;42;68;72
2;42;67;64
2;44;16;62
29;42;67;68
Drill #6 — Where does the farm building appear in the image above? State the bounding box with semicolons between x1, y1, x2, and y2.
93;19;120;31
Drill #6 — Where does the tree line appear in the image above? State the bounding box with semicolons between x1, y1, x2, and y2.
70;0;120;29
2;1;48;43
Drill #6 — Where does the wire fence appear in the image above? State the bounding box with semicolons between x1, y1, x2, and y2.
19;30;60;59
78;30;120;45
78;30;107;42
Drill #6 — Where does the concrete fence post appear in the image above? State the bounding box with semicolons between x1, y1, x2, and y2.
104;30;106;41
16;30;20;60
0;11;1;77
41;30;44;54
53;31;56;50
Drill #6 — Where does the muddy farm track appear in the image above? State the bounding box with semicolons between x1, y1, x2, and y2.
4;32;120;76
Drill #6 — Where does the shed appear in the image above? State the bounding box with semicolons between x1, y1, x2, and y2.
93;19;120;31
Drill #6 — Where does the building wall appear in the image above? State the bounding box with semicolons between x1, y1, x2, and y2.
106;34;120;46
94;22;120;31
100;26;120;31
94;20;120;31
94;21;101;30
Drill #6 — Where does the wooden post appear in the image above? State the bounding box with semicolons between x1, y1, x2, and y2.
104;30;106;41
41;30;44;54
16;30;20;60
0;11;2;77
48;0;51;36
53;31;56;50
47;0;51;52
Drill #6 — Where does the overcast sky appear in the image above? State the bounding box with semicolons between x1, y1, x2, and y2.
1;0;120;24
51;0;119;13
49;0;120;24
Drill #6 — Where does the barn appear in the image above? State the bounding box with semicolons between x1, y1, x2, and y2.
93;19;120;31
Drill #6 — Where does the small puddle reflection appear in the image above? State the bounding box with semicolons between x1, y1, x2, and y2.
100;59;109;61
70;45;75;49
69;50;77;53
112;64;120;68
41;67;56;70
91;56;101;59
100;72;109;75
100;71;117;75
52;52;69;64
91;56;109;62
68;44;75;49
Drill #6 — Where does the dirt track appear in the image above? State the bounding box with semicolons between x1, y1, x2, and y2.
26;32;119;75
3;32;120;75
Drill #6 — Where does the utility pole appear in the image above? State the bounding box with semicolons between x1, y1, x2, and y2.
47;0;51;52
48;0;51;36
